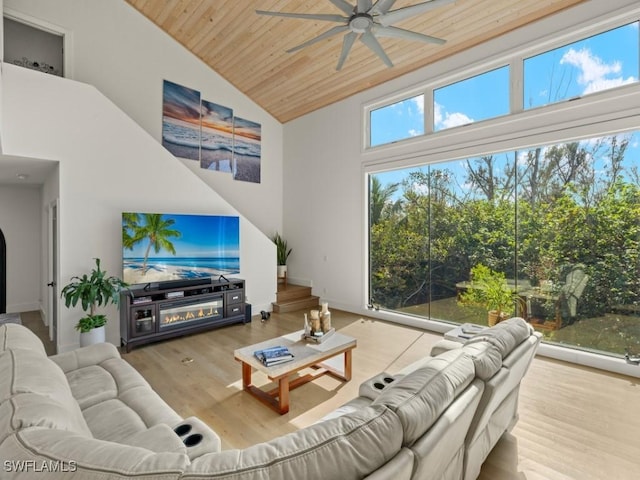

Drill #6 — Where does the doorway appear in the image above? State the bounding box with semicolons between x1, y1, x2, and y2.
0;228;6;314
47;201;58;352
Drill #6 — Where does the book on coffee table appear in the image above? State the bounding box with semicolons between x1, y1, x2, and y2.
254;346;294;366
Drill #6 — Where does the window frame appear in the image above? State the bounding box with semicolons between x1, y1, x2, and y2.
361;4;640;377
363;11;640;152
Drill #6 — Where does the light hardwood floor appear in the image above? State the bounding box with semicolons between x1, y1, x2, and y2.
28;308;640;479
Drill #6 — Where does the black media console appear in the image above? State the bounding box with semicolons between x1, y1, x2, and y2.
120;277;246;352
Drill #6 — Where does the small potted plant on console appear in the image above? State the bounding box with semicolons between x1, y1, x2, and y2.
61;258;128;346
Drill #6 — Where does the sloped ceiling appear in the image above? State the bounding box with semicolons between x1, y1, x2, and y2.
125;0;587;123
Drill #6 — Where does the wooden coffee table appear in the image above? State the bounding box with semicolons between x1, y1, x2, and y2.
234;330;357;414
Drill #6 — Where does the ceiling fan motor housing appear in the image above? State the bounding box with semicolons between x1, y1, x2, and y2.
349;13;374;33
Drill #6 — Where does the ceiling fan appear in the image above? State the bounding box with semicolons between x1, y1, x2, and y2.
256;0;455;70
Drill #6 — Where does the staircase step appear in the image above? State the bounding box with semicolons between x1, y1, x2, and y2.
276;284;313;304
272;295;320;314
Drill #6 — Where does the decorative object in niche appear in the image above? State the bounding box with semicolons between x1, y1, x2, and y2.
12;57;61;76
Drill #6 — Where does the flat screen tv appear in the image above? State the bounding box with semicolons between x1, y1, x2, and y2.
122;212;240;287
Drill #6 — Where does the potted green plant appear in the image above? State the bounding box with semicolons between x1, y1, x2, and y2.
458;264;516;326
61;258;128;346
271;232;292;280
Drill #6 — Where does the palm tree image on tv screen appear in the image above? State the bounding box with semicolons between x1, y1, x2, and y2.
122;212;240;287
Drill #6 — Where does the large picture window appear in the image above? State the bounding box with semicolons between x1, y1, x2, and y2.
369;131;640;358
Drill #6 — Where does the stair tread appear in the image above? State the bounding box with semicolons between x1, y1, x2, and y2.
276;283;313;303
272;294;320;314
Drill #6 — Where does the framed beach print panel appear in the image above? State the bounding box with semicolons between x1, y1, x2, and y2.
233;116;261;183
161;80;201;161
200;100;233;172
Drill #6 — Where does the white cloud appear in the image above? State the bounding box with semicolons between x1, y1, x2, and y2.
433;101;473;130
408;129;421;137
560;47;636;95
434;102;443;126
411;182;429;195
442;112;473;129
583;77;636;94
412;95;425;114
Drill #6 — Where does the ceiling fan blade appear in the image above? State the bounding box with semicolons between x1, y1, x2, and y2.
286;25;350;53
373;25;446;45
377;0;456;27
336;31;358;70
360;31;393;67
328;0;355;16
357;0;373;13
256;10;348;23
369;0;397;15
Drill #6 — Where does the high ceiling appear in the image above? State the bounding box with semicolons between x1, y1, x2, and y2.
125;0;587;123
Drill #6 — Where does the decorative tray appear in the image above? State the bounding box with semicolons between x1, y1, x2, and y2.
301;328;335;344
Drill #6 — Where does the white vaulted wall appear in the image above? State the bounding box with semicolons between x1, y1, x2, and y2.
1;0;282;351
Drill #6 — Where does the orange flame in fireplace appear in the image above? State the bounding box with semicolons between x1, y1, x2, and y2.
162;306;218;325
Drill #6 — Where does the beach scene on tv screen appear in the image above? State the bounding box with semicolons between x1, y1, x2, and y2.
122;212;240;286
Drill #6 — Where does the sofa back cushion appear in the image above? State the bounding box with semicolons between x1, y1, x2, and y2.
184;405;404;480
465;317;533;358
0;323;46;356
461;341;503;380
0;348;92;438
372;348;476;446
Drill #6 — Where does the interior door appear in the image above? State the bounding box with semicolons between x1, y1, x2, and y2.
0;228;6;314
48;201;58;353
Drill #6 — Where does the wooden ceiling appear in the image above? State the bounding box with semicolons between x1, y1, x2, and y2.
125;0;587;123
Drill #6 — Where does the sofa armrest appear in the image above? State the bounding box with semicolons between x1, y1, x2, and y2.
173;416;222;459
49;342;121;373
430;339;463;357
4;428;190;476
318;395;374;422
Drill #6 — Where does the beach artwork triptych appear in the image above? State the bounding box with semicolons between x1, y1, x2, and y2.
161;79;261;184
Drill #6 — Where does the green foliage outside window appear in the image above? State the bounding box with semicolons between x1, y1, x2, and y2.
369;133;640;353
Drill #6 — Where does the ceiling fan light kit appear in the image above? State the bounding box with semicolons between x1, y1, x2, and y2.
257;0;455;70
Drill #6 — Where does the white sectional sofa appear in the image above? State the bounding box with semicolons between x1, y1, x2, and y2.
0;317;540;479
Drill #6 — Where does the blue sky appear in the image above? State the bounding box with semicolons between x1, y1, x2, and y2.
372;22;640;193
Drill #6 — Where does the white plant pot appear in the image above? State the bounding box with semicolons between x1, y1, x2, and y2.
80;325;106;347
277;265;288;278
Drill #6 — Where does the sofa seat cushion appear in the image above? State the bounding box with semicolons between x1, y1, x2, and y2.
66;357;152;410
0;323;46;356
66;356;182;441
65;364;118;410
184;405;403;480
372;348;476;446
0;349;92;437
